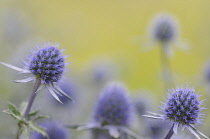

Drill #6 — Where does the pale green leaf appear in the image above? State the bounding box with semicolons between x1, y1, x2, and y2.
29;122;49;139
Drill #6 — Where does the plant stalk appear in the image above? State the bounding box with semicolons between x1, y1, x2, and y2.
164;123;174;139
23;79;41;119
15;79;41;139
159;43;175;90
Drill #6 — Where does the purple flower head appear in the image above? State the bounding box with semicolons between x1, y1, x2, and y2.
31;121;68;139
28;45;65;84
150;14;178;44
93;82;132;126
163;87;202;125
143;86;208;139
0;42;73;103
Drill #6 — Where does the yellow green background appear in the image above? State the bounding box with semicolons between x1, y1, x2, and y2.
0;0;210;138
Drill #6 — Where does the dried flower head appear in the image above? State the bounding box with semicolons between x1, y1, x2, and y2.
144;86;208;139
31;121;67;139
94;83;132;126
0;42;73;103
149;14;178;44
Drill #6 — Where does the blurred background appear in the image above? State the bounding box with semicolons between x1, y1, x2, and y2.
0;0;210;139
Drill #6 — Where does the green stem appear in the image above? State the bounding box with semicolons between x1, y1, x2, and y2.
159;43;175;90
16;122;21;139
16;79;41;139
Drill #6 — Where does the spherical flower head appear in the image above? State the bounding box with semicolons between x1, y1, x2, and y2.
29;45;65;84
31;121;68;139
150;14;179;44
93;82;132;126
0;42;73;103
163;87;202;125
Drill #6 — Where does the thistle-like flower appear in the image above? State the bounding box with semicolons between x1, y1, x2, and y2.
93;83;131;126
31;121;68;139
149;14;178;45
146;14;188;57
143;86;209;139
0;42;73;103
69;82;138;138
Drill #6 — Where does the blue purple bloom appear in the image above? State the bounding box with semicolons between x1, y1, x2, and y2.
144;86;208;139
150;14;178;44
163;87;201;125
0;42;73;103
93;82;132;126
70;82;138;138
28;46;65;84
31;121;68;139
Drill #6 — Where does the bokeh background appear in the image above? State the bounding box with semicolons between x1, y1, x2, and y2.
0;0;210;139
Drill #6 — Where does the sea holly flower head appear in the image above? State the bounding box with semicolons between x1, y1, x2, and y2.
69;82;139;138
31;121;68;139
143;86;209;139
93;82;132;126
28;45;65;84
149;14;179;44
145;14;189;57
164;87;201;125
0;42;73;103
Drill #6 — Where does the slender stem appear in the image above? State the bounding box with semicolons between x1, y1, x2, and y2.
164;124;174;139
159;43;175;90
15;79;41;139
16;123;21;139
23;79;41;119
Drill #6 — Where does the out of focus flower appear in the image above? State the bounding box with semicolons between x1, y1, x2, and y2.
144;86;208;139
0;42;73;103
146;14;188;57
149;14;178;45
31;121;68;139
70;82;139;138
93;83;131;126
